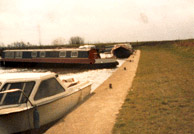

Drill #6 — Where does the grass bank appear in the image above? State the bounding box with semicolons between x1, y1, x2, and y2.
113;43;194;134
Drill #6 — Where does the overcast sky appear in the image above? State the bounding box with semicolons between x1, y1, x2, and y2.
0;0;194;45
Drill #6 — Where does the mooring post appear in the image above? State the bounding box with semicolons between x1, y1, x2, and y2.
109;83;112;89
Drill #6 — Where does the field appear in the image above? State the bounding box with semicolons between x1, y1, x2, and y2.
113;42;194;134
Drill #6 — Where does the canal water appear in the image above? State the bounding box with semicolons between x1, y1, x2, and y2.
0;59;125;92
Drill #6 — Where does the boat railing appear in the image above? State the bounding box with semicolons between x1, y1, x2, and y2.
0;88;33;106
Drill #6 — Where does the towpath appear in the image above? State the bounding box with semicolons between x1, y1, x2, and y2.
45;50;141;134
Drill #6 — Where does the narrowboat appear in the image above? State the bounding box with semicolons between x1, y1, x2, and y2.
0;72;92;134
0;48;119;68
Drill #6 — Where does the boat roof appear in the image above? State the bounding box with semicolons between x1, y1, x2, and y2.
3;48;91;52
0;72;56;82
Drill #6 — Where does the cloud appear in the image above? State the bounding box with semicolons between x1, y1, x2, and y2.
0;0;194;44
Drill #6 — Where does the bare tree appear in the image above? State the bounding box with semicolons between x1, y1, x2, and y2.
52;37;66;45
11;41;27;48
0;42;5;48
69;36;84;45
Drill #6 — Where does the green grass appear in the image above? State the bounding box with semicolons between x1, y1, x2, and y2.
112;43;194;134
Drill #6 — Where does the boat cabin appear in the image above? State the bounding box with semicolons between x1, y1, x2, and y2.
0;48;101;65
0;72;65;109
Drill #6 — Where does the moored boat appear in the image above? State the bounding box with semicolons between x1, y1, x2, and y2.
111;44;133;58
0;48;118;68
0;72;92;133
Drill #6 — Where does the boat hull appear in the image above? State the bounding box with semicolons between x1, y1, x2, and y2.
112;47;132;58
0;60;118;69
0;83;91;134
111;44;133;58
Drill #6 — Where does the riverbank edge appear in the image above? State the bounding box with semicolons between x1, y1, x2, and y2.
45;50;141;134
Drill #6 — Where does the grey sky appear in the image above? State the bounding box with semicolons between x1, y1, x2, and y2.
0;0;194;45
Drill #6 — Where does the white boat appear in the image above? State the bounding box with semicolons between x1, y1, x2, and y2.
0;72;92;134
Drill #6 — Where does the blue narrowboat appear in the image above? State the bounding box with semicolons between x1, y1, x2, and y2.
0;48;118;68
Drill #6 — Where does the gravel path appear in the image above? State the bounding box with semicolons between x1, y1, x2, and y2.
45;50;141;134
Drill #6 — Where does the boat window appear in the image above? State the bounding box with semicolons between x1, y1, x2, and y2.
0;83;7;104
15;52;23;58
40;51;46;58
0;82;35;106
71;51;78;58
21;82;35;103
34;78;65;100
31;52;37;58
46;52;58;58
5;52;14;58
59;51;66;57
